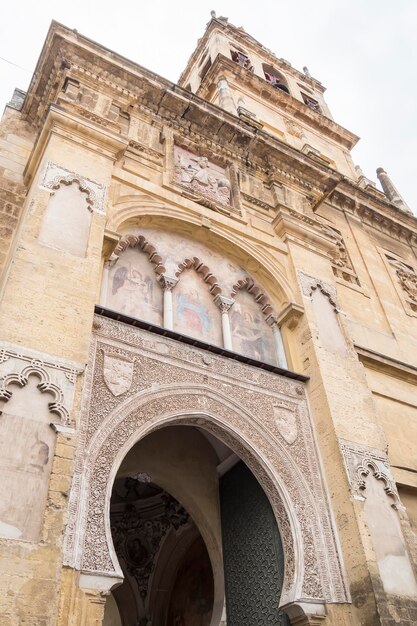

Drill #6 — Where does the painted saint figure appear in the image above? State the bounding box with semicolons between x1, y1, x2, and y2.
107;248;162;326
175;287;212;337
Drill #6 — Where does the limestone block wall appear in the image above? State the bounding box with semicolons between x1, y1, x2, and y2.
0;101;35;287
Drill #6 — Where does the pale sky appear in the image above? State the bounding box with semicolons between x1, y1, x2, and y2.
1;0;416;213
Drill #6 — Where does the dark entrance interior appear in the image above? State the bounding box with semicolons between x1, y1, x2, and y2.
104;426;288;626
109;476;214;625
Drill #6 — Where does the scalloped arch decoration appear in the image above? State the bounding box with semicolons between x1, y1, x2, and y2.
40;162;106;214
107;209;294;305
112;234;166;276
231;275;275;323
0;364;69;424
175;256;222;296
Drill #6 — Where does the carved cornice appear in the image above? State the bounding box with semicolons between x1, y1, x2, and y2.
355;345;417;384
23;106;128;188
21;25;339;197
273;205;339;257
329;186;417;245
22;23;416;245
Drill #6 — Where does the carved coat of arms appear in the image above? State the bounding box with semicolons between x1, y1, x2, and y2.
103;355;134;397
273;402;298;445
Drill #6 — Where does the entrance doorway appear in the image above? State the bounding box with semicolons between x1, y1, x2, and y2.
103;425;288;625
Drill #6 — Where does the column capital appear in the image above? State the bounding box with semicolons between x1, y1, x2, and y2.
214;295;234;313
158;274;178;292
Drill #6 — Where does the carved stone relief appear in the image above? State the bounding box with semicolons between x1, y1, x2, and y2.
0;342;82;541
273;400;298;445
386;254;417;314
0;341;81;424
284;119;305;140
173;145;231;207
64;315;349;608
40;161;107;214
326;228;360;286
103;355;134;397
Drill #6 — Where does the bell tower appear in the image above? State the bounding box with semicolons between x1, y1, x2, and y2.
179;13;359;180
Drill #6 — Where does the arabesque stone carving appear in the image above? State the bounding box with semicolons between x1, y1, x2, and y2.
0;341;82;424
64;315;349;607
297;271;339;311
339;439;401;506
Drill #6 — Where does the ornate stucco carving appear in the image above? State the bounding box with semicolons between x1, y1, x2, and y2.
284;119;305;139
386;255;417;314
40;161;107;214
0;341;82;424
323;226;360;286
339;439;401;507
297;271;339;311
64;315;349;607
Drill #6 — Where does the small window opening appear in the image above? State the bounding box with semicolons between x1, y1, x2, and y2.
301;93;321;112
231;49;254;72
262;64;290;94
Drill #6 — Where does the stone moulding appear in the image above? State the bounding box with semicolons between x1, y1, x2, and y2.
63;315;350;610
40;161;107;215
0;341;83;425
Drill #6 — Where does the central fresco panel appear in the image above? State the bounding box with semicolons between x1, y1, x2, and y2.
103;227;280;362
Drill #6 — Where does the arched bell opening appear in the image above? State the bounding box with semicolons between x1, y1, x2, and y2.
102;424;290;626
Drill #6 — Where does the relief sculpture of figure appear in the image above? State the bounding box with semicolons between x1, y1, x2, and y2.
174;149;231;205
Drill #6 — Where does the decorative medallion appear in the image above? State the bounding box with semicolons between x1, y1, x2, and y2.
273;401;298;445
103;355;134;396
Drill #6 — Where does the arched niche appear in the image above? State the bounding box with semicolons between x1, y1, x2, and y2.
0;370;66;541
174;269;222;346
105;245;163;326
39;181;92;257
103;226;291;365
230;288;276;364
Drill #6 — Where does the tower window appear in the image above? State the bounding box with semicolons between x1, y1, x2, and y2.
262;64;290;94
301;93;321;112
231;49;253;71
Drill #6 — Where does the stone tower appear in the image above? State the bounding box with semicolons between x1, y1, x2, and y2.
0;14;416;626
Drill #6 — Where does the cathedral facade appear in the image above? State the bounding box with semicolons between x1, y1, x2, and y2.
0;15;416;626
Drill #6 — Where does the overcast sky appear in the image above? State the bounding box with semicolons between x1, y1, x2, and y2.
1;0;416;213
